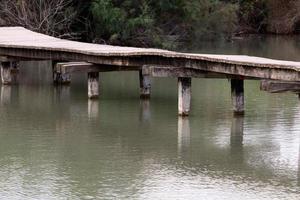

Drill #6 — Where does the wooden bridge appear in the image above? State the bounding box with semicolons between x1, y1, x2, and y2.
0;27;300;116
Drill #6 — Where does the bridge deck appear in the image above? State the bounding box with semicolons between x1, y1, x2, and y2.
0;27;300;72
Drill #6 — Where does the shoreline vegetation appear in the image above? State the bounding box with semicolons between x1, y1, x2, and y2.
0;0;299;50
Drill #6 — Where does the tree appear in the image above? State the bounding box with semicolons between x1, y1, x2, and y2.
0;0;78;39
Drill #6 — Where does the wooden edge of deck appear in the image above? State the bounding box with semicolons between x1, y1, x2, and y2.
260;80;300;93
146;65;258;79
55;62;140;74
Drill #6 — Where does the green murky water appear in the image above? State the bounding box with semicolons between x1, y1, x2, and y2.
1;36;300;199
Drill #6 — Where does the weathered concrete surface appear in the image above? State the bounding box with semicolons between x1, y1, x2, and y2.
88;72;99;99
139;67;151;99
1;27;300;81
260;80;300;93
55;62;139;74
1;61;19;85
52;61;71;85
231;79;244;115
178;77;192;116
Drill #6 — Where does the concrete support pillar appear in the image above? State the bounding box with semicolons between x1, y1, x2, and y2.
231;79;244;115
52;61;71;85
139;67;151;99
178;77;191;116
1;61;19;85
88;72;99;99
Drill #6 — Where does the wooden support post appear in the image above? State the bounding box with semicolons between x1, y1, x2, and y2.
139;67;151;99
231;79;244;115
88;72;99;99
178;77;191;116
1;61;19;85
52;61;71;85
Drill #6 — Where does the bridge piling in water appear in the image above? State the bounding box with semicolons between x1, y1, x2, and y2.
52;61;71;85
178;77;192;116
139;67;151;99
1;61;19;85
88;72;100;99
231;79;244;115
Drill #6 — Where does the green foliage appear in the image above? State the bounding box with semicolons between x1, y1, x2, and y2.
238;0;267;32
91;0;161;47
185;0;238;41
1;0;273;49
90;0;239;49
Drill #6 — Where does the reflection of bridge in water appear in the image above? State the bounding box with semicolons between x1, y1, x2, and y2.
0;83;300;197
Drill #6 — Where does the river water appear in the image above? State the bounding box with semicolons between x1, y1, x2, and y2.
0;36;300;199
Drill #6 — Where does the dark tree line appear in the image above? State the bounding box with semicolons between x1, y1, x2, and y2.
0;0;299;49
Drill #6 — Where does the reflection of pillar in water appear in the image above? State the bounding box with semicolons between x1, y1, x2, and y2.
178;116;190;154
0;85;11;104
298;142;300;186
88;99;99;119
230;116;244;161
139;99;151;122
53;86;70;102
